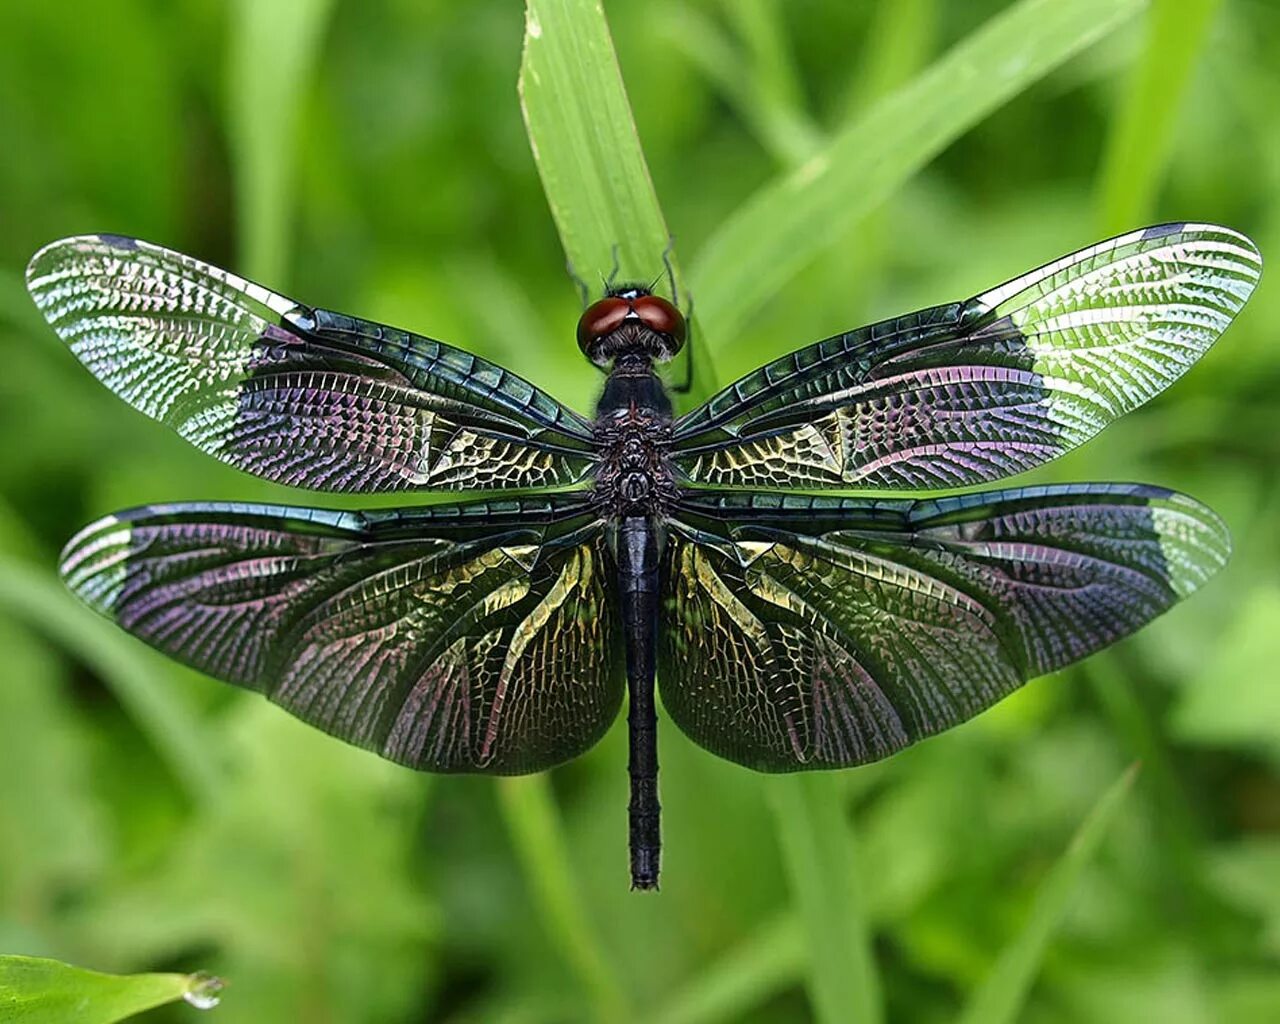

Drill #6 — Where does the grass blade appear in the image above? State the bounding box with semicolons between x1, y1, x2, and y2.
719;0;809;119
519;0;716;406
840;0;939;116
497;776;628;1024
956;764;1141;1024
226;0;336;283
768;774;880;1024
691;0;1147;345
520;0;679;284
660;5;819;168
0;557;223;804
653;913;804;1024
0;955;222;1022
1096;0;1225;231
717;0;822;164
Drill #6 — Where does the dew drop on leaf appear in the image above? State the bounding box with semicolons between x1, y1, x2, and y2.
183;972;225;1010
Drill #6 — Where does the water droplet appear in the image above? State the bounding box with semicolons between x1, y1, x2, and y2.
183;972;225;1010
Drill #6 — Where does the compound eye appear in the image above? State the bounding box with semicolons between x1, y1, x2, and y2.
576;297;630;355
632;295;687;345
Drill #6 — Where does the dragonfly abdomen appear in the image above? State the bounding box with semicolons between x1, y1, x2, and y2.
616;513;662;889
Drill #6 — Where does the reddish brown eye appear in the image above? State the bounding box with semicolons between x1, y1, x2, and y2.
631;295;686;344
577;297;630;354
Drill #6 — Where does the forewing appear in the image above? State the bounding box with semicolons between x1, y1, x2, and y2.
674;224;1260;489
28;235;597;492
61;497;621;774
659;485;1228;770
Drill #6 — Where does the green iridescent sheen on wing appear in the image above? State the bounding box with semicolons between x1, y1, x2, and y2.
658;484;1228;771
60;498;622;774
673;224;1261;490
26;235;596;493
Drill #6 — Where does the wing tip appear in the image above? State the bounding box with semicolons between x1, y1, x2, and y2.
26;234;155;327
1147;490;1232;600
1170;221;1264;286
24;237;75;303
27;233;141;279
1138;220;1260;253
59;513;132;617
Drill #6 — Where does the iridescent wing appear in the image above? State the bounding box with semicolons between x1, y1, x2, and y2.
659;485;1228;770
27;235;597;492
673;224;1260;489
61;496;621;773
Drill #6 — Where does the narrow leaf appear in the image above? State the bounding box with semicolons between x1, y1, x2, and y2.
717;0;822;164
956;764;1140;1024
497;776;628;1024
520;0;678;285
841;0;939;115
661;6;819;168
226;0;336;283
1096;0;1224;231
1169;585;1280;751
0;557;223;804
519;0;716;405
768;774;880;1024
0;955;222;1023
653;913;804;1024
692;0;1148;345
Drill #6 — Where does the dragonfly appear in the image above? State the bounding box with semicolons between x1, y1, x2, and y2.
27;224;1260;889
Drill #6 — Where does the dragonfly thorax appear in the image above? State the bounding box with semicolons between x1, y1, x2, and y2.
592;371;675;517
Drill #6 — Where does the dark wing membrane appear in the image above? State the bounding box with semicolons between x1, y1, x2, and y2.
61;497;621;774
673;224;1260;489
659;485;1228;771
28;235;596;492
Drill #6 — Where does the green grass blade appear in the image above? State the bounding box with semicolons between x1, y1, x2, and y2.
1096;0;1225;232
497;776;628;1024
1086;654;1210;916
719;0;808;116
691;0;1147;346
519;0;716;406
823;0;938;325
0;557;223;804
717;0;822;164
841;0;939;116
519;0;679;285
955;764;1141;1024
0;955;222;1023
660;5;819;168
768;774;880;1024
653;913;804;1024
226;0;336;283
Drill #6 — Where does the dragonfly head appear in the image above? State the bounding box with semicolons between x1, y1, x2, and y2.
577;285;687;368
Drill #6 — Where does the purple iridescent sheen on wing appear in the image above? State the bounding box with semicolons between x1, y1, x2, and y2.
659;484;1228;771
673;224;1261;489
26;235;597;493
59;498;622;774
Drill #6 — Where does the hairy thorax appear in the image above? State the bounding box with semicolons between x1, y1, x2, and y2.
593;405;676;518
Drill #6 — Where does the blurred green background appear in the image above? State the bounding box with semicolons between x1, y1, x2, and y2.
2;0;1279;1021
